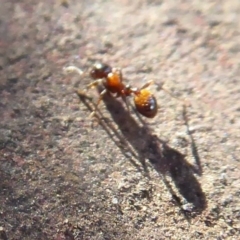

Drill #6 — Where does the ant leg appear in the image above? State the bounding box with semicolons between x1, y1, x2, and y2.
140;80;154;89
64;65;103;95
141;79;189;104
141;79;190;106
86;79;102;90
121;95;130;112
157;84;190;106
89;89;107;118
76;79;103;97
64;65;89;96
140;79;175;97
112;67;123;79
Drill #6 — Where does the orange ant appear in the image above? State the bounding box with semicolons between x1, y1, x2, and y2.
64;63;183;118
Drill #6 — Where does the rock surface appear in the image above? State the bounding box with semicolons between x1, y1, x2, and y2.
0;0;240;239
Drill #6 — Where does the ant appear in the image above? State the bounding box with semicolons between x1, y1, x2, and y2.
64;63;183;118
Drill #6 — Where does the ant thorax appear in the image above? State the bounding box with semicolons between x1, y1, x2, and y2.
104;71;125;94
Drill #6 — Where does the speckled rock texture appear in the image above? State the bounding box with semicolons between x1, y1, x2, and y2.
0;0;240;239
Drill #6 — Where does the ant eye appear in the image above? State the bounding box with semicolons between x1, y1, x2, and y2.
90;63;112;79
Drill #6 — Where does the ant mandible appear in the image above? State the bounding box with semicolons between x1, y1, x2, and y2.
64;63;180;118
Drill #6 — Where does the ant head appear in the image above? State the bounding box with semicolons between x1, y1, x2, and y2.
90;63;112;79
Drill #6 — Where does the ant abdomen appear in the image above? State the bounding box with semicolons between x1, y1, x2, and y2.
134;89;158;118
90;63;112;79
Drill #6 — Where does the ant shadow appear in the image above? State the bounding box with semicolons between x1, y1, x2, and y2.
77;90;206;220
